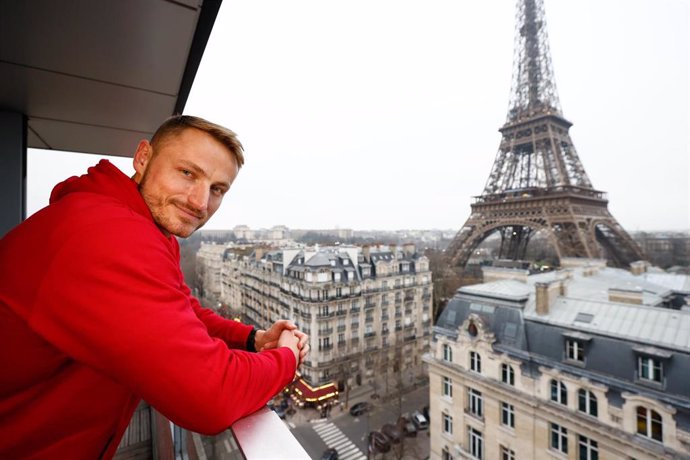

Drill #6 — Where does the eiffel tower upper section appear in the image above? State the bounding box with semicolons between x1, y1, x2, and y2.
483;0;594;197
447;0;644;268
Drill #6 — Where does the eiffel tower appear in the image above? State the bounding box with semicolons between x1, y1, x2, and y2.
447;0;644;269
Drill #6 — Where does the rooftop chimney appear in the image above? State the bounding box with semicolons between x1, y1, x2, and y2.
362;245;370;261
630;260;648;276
608;287;643;305
535;280;563;315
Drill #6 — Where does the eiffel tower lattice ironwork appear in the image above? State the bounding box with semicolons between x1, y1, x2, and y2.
447;0;643;268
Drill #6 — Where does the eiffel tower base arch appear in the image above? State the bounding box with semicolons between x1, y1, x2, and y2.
447;192;644;269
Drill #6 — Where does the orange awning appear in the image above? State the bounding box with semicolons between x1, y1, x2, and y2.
292;378;338;403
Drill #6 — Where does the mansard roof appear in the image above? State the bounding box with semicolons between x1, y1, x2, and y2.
304;252;331;267
434;265;690;403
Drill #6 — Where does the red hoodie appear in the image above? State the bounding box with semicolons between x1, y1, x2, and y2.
0;160;296;459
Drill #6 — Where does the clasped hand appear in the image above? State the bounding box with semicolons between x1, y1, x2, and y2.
254;319;309;366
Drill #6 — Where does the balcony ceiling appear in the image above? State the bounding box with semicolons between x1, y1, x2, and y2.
0;0;220;158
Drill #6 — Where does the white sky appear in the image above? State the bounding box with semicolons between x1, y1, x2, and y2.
27;0;689;232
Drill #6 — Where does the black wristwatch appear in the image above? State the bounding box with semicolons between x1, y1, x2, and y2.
246;327;258;352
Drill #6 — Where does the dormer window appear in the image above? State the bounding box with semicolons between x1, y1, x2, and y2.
562;331;591;365
566;340;584;362
634;346;671;387
638;356;663;384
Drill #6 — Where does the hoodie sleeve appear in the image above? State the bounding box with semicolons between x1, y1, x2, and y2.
28;217;296;434
180;282;254;350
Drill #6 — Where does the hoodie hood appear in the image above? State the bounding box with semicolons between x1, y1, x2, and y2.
49;160;152;221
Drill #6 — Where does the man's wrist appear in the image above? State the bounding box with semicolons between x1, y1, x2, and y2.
246;328;258;352
253;329;266;352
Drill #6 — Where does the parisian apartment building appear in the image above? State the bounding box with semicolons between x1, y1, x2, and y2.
208;243;433;395
425;259;690;460
196;242;228;300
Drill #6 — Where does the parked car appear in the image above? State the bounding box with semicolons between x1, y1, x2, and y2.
381;423;403;444
411;410;428;430
349;401;371;416
397;415;417;437
368;431;391;454
422;405;429;421
320;448;339;460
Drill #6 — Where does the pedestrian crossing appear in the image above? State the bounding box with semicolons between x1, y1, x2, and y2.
312;421;366;460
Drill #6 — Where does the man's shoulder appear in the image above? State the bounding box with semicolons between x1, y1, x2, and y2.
21;191;168;255
46;190;154;232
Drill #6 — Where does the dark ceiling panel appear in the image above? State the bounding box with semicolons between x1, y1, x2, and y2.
0;0;199;94
0;63;176;133
0;0;222;158
29;119;152;158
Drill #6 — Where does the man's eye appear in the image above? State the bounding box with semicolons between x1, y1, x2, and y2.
211;186;225;196
181;169;192;176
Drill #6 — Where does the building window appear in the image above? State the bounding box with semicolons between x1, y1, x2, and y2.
319;337;331;350
468;388;483;418
550;379;567;405
638;356;663;384
550;423;568;454
578;389;598;417
501;363;515;386
578;435;598;460
501;402;515;428
442;412;453;435
566;339;584;362
470;351;481;373
501;446;515;460
468;427;483;459
442;376;453;398
443;344;453;362
442;446;454;460
637;407;662;442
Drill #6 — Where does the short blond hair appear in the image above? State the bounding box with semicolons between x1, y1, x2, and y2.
151;115;245;168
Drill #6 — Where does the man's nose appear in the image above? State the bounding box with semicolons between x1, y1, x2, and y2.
188;184;209;212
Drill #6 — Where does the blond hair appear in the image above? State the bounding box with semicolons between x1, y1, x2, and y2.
151;115;245;168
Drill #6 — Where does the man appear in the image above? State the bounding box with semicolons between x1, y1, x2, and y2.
0;115;309;459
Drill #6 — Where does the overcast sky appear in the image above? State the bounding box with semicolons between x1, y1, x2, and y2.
27;0;689;232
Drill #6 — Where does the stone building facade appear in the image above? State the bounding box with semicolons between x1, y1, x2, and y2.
195;242;228;301
221;244;433;395
426;261;690;460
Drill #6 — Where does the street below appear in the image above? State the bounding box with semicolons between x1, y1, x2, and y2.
290;383;430;460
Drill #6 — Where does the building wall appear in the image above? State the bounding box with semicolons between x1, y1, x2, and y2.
222;245;433;394
426;286;690;460
196;242;228;301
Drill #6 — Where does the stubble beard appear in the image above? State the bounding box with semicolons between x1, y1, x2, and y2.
138;177;205;238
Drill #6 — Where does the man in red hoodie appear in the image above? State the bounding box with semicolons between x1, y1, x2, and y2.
0;115;309;459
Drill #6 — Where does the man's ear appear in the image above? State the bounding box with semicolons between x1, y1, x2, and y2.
132;140;152;184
